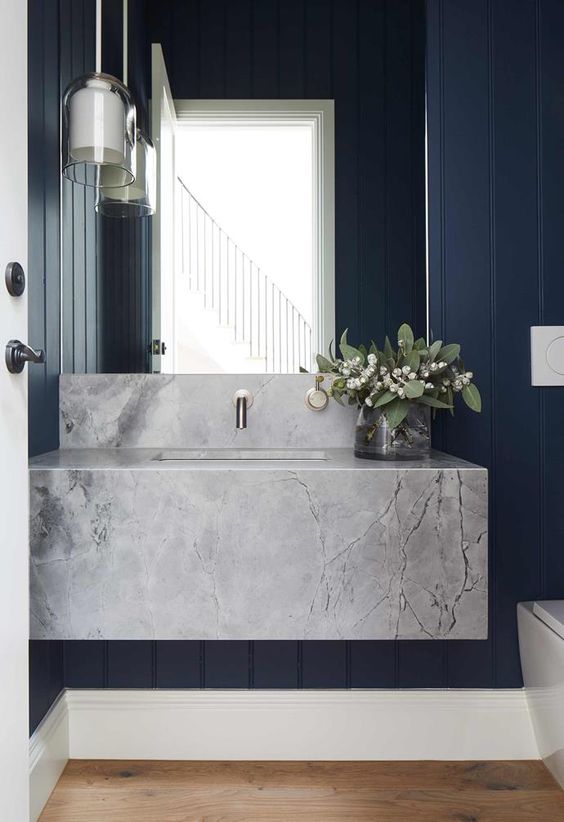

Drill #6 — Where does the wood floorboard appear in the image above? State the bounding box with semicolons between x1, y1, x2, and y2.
39;760;564;822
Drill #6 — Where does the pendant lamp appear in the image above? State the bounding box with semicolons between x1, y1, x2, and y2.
95;130;156;216
62;0;136;188
95;0;156;215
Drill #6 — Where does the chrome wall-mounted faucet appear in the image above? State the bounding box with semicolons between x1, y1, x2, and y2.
232;389;254;429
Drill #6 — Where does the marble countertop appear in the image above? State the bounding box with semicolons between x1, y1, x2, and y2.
30;447;485;472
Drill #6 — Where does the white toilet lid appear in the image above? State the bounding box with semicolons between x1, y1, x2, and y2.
533;600;564;640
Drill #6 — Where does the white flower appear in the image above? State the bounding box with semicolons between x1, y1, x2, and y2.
383;376;392;387
360;376;367;384
375;381;383;390
409;372;417;380
389;383;398;393
402;365;411;375
353;356;361;364
397;387;405;398
365;396;373;407
367;353;377;365
439;361;446;368
462;377;470;385
347;379;355;389
430;362;438;371
421;370;430;378
442;378;450;386
440;386;447;393
425;382;434;390
466;371;473;379
342;368;350;376
419;379;426;386
393;368;402;377
380;366;388;375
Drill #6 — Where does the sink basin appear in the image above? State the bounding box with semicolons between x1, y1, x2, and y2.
153;448;328;461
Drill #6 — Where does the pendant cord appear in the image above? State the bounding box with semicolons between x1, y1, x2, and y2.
95;0;102;73
123;0;128;86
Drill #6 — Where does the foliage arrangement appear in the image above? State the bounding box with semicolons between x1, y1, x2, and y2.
316;323;481;431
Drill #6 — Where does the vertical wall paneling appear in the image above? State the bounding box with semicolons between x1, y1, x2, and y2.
538;0;564;605
60;0;100;374
155;641;201;688
28;0;60;457
29;641;64;735
427;0;564;688
63;641;106;689
96;0;152;374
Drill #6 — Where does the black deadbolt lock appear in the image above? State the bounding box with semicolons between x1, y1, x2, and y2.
5;262;26;297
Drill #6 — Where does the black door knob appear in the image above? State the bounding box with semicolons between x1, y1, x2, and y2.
5;339;45;373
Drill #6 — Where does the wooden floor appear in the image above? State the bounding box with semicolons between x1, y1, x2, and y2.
40;760;564;821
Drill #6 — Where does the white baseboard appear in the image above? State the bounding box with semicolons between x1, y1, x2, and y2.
30;688;539;818
66;688;537;761
29;693;69;822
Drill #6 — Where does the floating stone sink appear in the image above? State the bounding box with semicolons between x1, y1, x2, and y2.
30;447;488;642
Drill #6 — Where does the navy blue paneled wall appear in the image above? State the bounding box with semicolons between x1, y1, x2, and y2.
427;0;564;687
98;0;152;374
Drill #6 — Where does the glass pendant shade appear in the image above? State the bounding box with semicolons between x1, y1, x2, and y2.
95;130;156;217
62;73;136;187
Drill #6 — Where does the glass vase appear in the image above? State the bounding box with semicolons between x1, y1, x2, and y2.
354;403;431;461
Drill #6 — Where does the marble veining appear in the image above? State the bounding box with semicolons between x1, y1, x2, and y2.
59;374;358;449
30;458;488;640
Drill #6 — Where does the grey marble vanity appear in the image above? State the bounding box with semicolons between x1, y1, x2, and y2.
30;375;488;641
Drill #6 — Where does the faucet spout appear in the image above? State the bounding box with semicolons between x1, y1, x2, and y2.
232;389;254;430
236;395;247;429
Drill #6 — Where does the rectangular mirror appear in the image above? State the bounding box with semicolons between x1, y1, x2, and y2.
61;1;426;377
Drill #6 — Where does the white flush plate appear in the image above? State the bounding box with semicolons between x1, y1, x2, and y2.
531;326;564;386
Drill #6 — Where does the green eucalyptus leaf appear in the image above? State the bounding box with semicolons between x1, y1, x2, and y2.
316;354;333;372
299;366;309;373
340;343;365;364
437;343;461;365
398;323;414;353
404;379;424;399
340;328;349;346
405;351;421;372
369;341;378;355
373;390;397;407
384;398;409;430
358;344;368;358
414;337;427;350
328;340;336;362
462;383;482;412
417;394;453;409
428;340;442;362
384;336;394;359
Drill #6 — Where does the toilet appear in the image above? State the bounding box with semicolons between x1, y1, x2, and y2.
518;601;564;787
